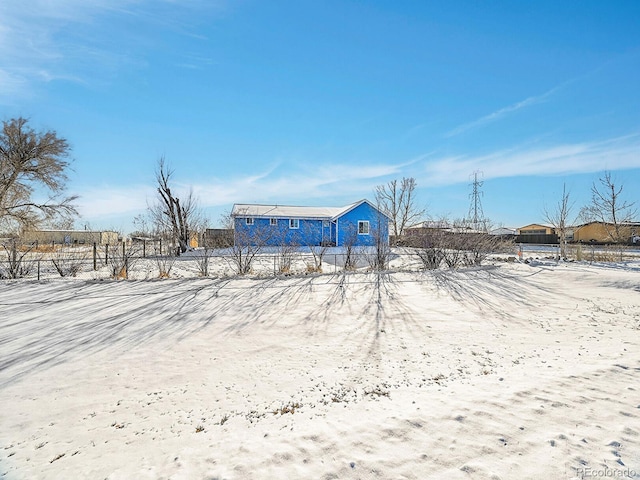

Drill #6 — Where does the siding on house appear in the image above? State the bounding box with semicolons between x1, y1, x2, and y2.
573;222;640;244
516;224;554;235
334;201;387;247
515;224;557;244
232;199;389;247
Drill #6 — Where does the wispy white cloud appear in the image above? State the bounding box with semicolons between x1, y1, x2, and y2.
74;135;640;229
191;160;409;208
74;183;156;220
423;133;640;186
445;86;560;138
73;158;407;225
0;1;223;103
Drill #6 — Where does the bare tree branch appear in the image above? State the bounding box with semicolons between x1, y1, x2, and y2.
543;183;574;258
375;177;424;241
0;117;78;232
579;171;637;243
149;157;202;255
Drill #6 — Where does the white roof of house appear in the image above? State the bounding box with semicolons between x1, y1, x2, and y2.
232;200;373;220
489;227;517;236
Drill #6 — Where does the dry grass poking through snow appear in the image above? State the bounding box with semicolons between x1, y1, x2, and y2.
0;260;639;479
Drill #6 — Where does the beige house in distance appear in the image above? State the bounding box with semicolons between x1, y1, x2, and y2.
516;224;554;236
21;229;119;245
573;222;640;244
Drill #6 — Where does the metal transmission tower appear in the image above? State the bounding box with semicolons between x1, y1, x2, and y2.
467;171;486;231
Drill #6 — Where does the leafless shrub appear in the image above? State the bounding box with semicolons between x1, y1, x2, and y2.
51;245;87;277
413;219;507;270
460;233;505;267
307;244;328;272
0;239;37;279
416;236;444;270
107;242;138;280
365;225;391;271
279;242;299;274
225;223;271;275
441;240;466;268
303;222;330;272
154;248;176;278
195;235;215;277
341;225;360;270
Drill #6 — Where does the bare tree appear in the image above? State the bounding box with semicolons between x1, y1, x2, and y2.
543;183;574;259
0;117;78;232
375;177;424;241
149;157;201;255
580;171;637;243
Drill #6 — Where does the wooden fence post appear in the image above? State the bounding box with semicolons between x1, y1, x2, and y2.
105;244;109;264
93;243;97;270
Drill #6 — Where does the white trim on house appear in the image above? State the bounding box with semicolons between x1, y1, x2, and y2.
231;199;391;222
245;218;254;226
289;219;300;229
232;204;342;218
358;220;370;235
270;218;277;226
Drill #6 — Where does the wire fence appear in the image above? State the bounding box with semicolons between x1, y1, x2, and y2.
0;241;638;281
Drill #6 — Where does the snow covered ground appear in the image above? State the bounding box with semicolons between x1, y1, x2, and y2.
1;258;639;479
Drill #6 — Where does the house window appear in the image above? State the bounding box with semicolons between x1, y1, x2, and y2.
358;221;370;235
270;218;277;226
245;218;254;226
289;219;299;229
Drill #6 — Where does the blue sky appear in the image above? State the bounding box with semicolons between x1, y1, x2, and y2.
2;0;639;232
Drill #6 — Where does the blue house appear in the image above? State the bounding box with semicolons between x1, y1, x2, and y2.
231;199;389;247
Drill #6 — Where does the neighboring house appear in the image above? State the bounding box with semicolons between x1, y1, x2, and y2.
21;229;119;245
231;199;389;247
489;227;517;237
405;220;483;236
573;221;640;244
515;224;558;244
204;228;234;248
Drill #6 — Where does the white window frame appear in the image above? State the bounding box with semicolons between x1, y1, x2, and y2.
358;220;370;235
245;217;254;226
289;218;300;229
270;218;277;226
